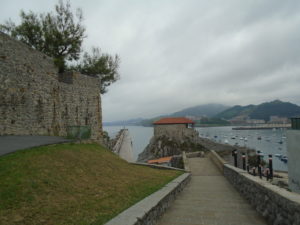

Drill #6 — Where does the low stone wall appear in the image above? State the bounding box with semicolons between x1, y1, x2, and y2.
131;162;186;172
224;164;300;224
208;150;227;173
104;173;191;225
209;149;300;225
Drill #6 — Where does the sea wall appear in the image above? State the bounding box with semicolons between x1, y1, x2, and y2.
209;150;300;225
0;32;102;139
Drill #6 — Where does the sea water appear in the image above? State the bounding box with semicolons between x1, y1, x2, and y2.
104;125;288;171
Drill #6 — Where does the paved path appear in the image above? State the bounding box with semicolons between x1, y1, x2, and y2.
156;157;267;225
118;130;134;162
0;135;71;156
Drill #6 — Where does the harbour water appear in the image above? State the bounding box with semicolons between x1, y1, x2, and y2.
104;125;288;171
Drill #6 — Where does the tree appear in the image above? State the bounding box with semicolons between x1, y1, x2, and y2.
76;47;120;94
0;0;85;72
1;0;120;92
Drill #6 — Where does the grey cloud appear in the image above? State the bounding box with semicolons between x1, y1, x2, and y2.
1;0;300;121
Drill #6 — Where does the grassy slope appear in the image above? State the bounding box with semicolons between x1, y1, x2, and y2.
0;143;182;225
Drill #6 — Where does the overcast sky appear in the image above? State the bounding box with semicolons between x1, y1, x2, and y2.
1;0;300;121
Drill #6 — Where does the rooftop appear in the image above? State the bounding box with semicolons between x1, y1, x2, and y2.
153;117;195;125
147;156;173;164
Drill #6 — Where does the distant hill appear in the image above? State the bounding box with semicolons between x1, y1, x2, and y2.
170;104;229;118
215;100;300;121
139;104;229;126
215;105;256;119
103;118;144;126
249;100;300;121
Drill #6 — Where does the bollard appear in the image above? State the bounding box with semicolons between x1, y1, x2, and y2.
252;167;256;176
269;154;273;179
242;153;246;170
257;151;262;179
233;149;238;167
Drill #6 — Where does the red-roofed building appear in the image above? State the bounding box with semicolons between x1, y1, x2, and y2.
153;117;198;142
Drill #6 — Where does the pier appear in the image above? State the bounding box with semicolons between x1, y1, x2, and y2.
112;129;134;162
232;123;291;130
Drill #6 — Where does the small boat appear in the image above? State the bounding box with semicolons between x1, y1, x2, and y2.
278;140;283;144
214;135;218;138
244;138;248;141
231;137;236;139
257;136;262;140
281;156;288;163
275;154;282;157
224;139;229;144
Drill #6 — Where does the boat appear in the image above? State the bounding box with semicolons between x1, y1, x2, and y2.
224;139;229;144
278;140;283;144
257;136;262;140
281;156;288;163
275;154;282;157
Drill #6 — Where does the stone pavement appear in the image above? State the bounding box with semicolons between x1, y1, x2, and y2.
156;157;267;225
0;135;71;156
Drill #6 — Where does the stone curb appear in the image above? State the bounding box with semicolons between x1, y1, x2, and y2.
104;172;191;225
131;162;186;172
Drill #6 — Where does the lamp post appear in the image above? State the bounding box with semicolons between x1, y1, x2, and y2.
257;150;262;179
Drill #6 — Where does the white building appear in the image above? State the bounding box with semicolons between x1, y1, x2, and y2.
287;117;300;194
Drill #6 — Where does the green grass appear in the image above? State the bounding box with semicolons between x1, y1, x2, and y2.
0;143;183;225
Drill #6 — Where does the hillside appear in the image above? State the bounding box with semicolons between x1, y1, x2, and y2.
0;143;181;225
249;100;300;121
215;100;300;121
215;105;256;119
139;104;229;126
170;104;229;117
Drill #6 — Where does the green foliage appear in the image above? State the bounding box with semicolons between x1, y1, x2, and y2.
215;105;256;120
249;100;300;121
215;100;300;121
0;0;85;73
0;1;121;92
74;47;120;94
0;143;182;225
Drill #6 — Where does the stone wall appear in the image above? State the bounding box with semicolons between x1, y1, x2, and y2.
207;149;300;225
154;124;199;142
224;164;300;225
0;32;102;139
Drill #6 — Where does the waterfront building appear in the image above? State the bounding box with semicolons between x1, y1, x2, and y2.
287;117;300;194
153;117;198;142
